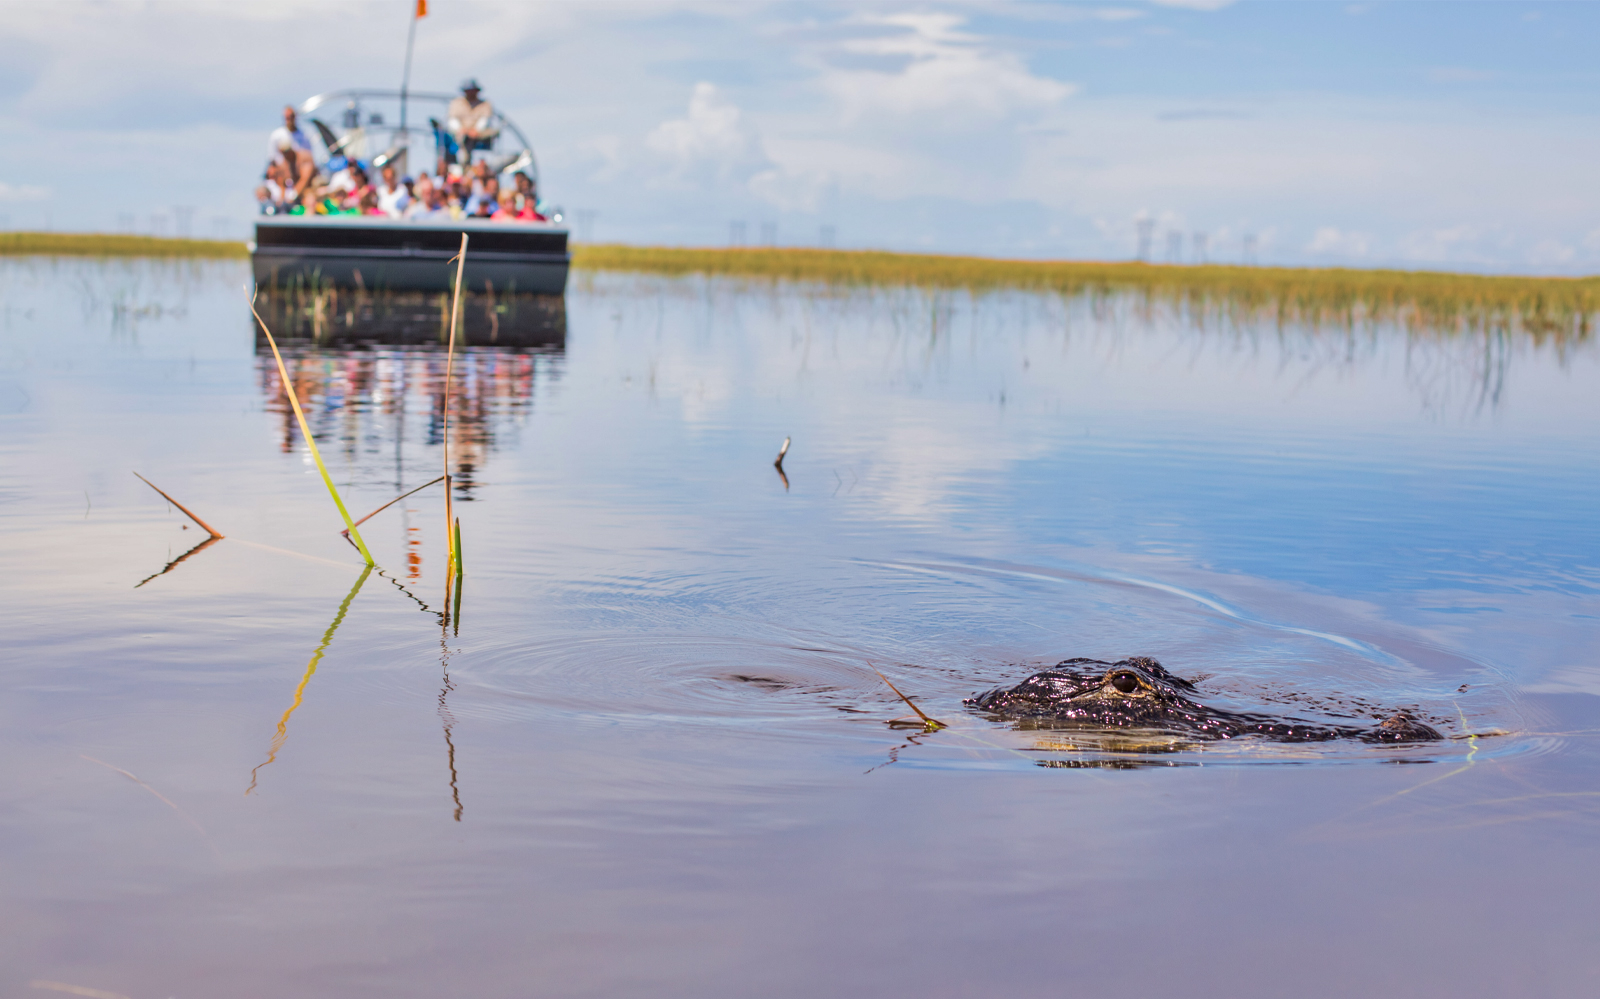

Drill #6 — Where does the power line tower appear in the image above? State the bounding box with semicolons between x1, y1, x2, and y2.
729;221;746;247
1136;218;1154;261
1192;231;1208;264
1166;230;1182;264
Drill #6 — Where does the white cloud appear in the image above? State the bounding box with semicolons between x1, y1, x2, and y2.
1526;239;1576;267
1148;0;1237;10
817;13;1075;126
0;181;49;202
646;82;769;185
1306;227;1371;257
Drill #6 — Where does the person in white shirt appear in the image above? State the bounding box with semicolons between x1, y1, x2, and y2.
375;164;411;218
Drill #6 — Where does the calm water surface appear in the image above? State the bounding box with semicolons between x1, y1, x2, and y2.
2;258;1598;997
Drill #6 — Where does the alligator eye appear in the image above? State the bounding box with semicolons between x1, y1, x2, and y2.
1110;672;1140;694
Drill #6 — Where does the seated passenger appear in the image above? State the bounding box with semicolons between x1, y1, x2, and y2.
491;189;520;221
405;176;449;219
255;160;291;215
376;165;411;218
341;165;373;211
444;79;499;169
325;154;357;196
511;172;547;220
464;175;499;216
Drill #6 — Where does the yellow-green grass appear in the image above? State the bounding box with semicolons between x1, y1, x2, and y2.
573;245;1600;337
0;231;248;258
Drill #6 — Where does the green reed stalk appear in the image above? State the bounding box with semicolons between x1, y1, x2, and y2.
249;291;374;565
443;234;468;571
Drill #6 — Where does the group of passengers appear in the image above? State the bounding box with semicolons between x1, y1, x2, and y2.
256;79;546;222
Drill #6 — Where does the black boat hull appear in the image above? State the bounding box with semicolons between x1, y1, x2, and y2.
251;217;570;293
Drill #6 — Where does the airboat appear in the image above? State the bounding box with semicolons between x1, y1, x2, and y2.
250;89;569;294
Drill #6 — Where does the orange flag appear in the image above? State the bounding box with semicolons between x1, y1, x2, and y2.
416;0;427;16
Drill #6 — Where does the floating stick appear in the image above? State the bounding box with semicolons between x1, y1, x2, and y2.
869;662;946;732
341;474;446;536
249;289;374;565
132;472;222;538
774;435;790;469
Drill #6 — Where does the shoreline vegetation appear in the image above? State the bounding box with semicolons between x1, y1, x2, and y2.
5;231;1596;334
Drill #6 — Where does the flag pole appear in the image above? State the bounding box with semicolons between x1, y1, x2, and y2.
400;0;425;147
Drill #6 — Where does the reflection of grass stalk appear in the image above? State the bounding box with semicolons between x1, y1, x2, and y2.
249;291;374;565
247;563;372;793
443;234;468;570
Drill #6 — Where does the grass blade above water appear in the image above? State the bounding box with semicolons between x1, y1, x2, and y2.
248;289;374;565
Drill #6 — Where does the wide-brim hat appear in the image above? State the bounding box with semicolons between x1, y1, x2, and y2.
460;78;482;92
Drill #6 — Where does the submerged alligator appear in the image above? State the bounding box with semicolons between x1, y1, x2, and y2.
967;657;1443;743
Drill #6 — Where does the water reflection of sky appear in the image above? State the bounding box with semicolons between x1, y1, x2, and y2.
3;259;1599;996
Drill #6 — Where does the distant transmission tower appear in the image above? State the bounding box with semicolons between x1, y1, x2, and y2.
729;221;746;247
1242;233;1258;265
1166;230;1182;263
1192;231;1208;264
1136;218;1155;261
760;221;777;247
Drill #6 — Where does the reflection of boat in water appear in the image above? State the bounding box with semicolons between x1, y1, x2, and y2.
251;285;565;348
255;327;564;501
251;89;569;293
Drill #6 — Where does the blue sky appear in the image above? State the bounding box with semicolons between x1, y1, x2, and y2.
2;1;1598;272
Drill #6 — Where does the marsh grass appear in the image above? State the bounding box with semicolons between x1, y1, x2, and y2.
0;232;246;258
443;235;468;572
573;245;1600;338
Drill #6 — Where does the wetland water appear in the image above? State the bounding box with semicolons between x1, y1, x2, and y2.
2;257;1598;997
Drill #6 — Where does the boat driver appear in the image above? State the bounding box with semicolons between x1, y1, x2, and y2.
445;79;498;167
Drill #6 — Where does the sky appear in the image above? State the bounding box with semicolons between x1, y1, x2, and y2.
2;0;1598;272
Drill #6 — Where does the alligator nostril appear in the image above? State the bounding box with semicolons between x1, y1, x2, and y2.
1111;673;1140;694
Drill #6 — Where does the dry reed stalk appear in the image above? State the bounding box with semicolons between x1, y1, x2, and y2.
869;663;946;732
341;474;447;536
248;290;374;565
443;233;468;571
132;471;223;538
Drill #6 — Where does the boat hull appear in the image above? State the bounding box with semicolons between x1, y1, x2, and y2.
251;217;570;294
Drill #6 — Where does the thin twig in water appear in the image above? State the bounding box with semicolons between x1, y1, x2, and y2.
132;472;223;538
79;755;216;856
341;474;446;536
248;288;375;565
868;662;946;732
